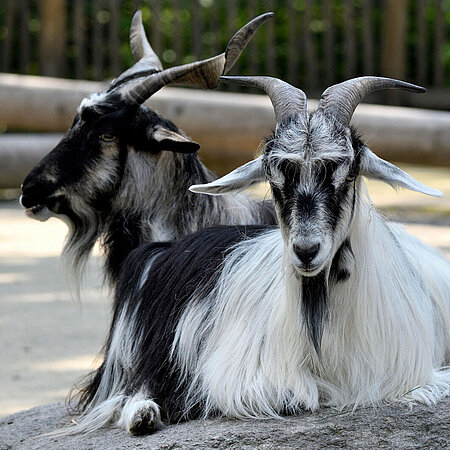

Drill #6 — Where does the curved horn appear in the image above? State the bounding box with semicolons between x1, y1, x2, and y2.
129;10;162;68
220;76;307;123
121;12;274;105
108;11;163;91
318;76;426;126
223;12;274;73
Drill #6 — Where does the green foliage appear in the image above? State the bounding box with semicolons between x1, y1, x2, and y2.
0;0;448;93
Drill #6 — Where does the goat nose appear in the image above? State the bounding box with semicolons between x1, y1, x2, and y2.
293;243;320;264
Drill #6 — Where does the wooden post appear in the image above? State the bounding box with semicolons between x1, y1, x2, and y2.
39;0;67;77
172;0;183;65
415;0;426;85
150;0;162;59
1;0;15;73
19;0;30;74
362;0;374;75
304;0;318;92
287;1;298;85
381;0;407;104
322;0;335;87
381;0;407;78
92;0;104;81
343;0;356;79
192;0;203;59
433;0;445;87
264;0;276;77
74;0;86;79
109;0;121;77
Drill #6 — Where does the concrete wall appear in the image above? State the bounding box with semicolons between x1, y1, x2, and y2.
1;73;449;189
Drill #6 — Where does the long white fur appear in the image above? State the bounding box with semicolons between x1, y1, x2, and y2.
173;181;450;418
56;181;449;435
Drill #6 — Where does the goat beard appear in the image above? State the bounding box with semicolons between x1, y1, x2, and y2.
300;268;329;356
61;211;102;298
297;239;353;355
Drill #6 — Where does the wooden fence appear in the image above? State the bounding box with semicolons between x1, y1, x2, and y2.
0;0;448;108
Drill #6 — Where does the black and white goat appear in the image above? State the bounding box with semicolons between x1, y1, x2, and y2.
20;11;276;284
64;76;449;435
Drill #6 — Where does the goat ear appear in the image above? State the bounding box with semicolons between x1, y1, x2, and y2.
149;126;200;153
190;156;265;195
361;147;442;197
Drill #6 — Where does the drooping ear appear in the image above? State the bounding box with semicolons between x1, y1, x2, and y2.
149;126;200;153
190;156;265;195
361;147;442;197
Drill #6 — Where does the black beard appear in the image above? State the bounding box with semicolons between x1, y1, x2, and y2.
301;270;329;356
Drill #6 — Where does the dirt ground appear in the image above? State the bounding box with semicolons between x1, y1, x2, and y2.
0;164;449;418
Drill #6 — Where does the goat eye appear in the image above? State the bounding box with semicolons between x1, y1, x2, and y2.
100;134;116;142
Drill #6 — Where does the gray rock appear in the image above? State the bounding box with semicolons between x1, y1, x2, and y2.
1;399;449;449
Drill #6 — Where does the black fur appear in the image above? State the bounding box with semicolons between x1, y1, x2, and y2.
301;271;329;355
330;238;354;283
78;225;272;421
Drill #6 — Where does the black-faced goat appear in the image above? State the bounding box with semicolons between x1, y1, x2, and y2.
20;11;276;284
62;77;450;435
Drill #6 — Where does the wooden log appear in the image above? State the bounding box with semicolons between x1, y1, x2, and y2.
0;74;105;131
0;74;449;189
0;134;62;189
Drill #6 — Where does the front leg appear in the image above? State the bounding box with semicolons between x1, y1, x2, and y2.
117;390;164;435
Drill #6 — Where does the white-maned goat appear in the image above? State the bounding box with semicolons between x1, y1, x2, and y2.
60;76;450;435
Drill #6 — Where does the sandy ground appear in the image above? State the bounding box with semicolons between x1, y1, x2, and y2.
0;164;449;418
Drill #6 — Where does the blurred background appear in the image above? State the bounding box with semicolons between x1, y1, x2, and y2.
0;0;449;107
0;0;449;419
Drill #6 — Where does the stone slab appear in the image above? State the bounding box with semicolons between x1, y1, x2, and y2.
1;399;449;450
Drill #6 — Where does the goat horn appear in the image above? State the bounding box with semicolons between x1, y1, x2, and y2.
223;12;273;73
220;76;307;123
108;11;163;91
317;76;426;126
129;10;162;67
121;12;274;105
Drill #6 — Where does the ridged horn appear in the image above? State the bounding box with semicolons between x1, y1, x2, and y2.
220;76;307;123
108;11;163;92
129;10;162;67
318;76;426;126
121;12;274;105
223;12;274;73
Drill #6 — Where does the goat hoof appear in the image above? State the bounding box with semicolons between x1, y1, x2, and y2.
129;408;159;435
